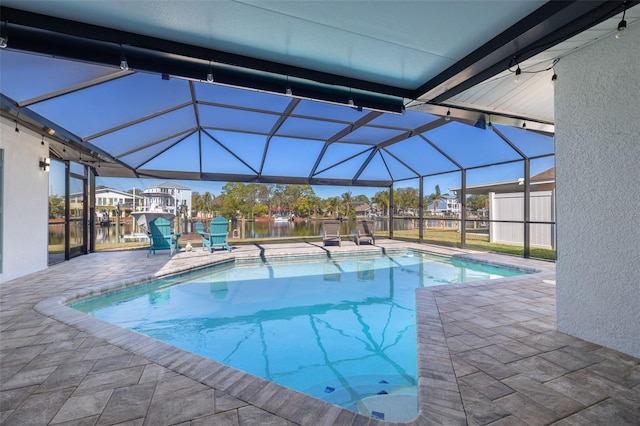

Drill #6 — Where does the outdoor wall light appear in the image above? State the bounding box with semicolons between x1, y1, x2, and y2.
39;157;50;172
551;73;557;85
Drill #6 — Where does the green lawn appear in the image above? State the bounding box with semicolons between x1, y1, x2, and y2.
392;228;556;260
86;228;555;261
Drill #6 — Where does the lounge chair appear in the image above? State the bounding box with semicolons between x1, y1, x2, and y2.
353;219;375;245
194;222;212;252
147;217;180;257
207;216;231;252
322;219;341;246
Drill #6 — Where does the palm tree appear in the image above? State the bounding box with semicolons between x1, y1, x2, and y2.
372;190;390;216
341;191;353;218
191;192;204;217
326;196;341;218
202;192;213;218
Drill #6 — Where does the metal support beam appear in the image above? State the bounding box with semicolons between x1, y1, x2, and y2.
460;169;467;248
89;169;96;253
524;159;531;258
389;185;394;240
419;178;424;243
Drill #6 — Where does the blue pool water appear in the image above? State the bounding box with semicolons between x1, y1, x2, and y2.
72;252;525;420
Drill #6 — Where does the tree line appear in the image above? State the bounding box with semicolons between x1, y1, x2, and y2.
191;183;372;219
48;183;487;219
190;183;488;219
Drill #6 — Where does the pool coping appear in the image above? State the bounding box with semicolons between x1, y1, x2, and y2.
34;242;555;425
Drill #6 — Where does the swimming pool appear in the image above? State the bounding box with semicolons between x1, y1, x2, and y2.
71;251;526;422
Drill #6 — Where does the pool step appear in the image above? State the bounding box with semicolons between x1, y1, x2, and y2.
304;375;417;419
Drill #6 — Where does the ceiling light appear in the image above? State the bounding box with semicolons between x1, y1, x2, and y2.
616;19;626;39
206;60;214;83
14;121;19;133
514;66;522;83
348;97;355;107
0;21;7;48
616;5;627;39
120;45;129;71
445;109;451;121
285;86;293;96
522;121;527;130
41;136;45;146
551;73;557;85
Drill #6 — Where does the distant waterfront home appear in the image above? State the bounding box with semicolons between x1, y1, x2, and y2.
141;182;192;217
94;188;136;215
426;195;460;216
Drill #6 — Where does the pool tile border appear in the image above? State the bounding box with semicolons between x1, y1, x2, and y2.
32;241;555;425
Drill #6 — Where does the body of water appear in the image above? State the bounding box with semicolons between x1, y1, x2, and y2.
49;217;461;245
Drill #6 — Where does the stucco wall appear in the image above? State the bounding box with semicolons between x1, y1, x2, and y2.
0;118;49;283
555;23;640;357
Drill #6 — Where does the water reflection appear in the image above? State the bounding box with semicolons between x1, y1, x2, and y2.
49;218;433;245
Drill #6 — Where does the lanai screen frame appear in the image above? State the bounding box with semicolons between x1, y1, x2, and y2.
0;41;556;261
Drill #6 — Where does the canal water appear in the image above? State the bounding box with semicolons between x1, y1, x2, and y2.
49;218;458;245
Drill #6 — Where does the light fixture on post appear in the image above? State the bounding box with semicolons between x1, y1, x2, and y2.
616;3;627;39
119;45;129;71
206;60;214;83
39;157;50;172
0;21;8;49
445;108;451;121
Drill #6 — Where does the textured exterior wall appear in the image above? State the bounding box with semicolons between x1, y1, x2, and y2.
0;118;49;283
555;23;640;357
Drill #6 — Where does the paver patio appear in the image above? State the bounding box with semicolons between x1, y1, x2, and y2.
1;240;638;425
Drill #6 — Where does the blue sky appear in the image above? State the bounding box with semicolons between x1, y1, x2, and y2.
92;154;554;200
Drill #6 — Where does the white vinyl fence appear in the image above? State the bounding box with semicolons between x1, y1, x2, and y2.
489;190;555;249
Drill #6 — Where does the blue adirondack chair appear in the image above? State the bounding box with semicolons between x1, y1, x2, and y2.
207;216;231;252
194;222;212;252
147;217;180;257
